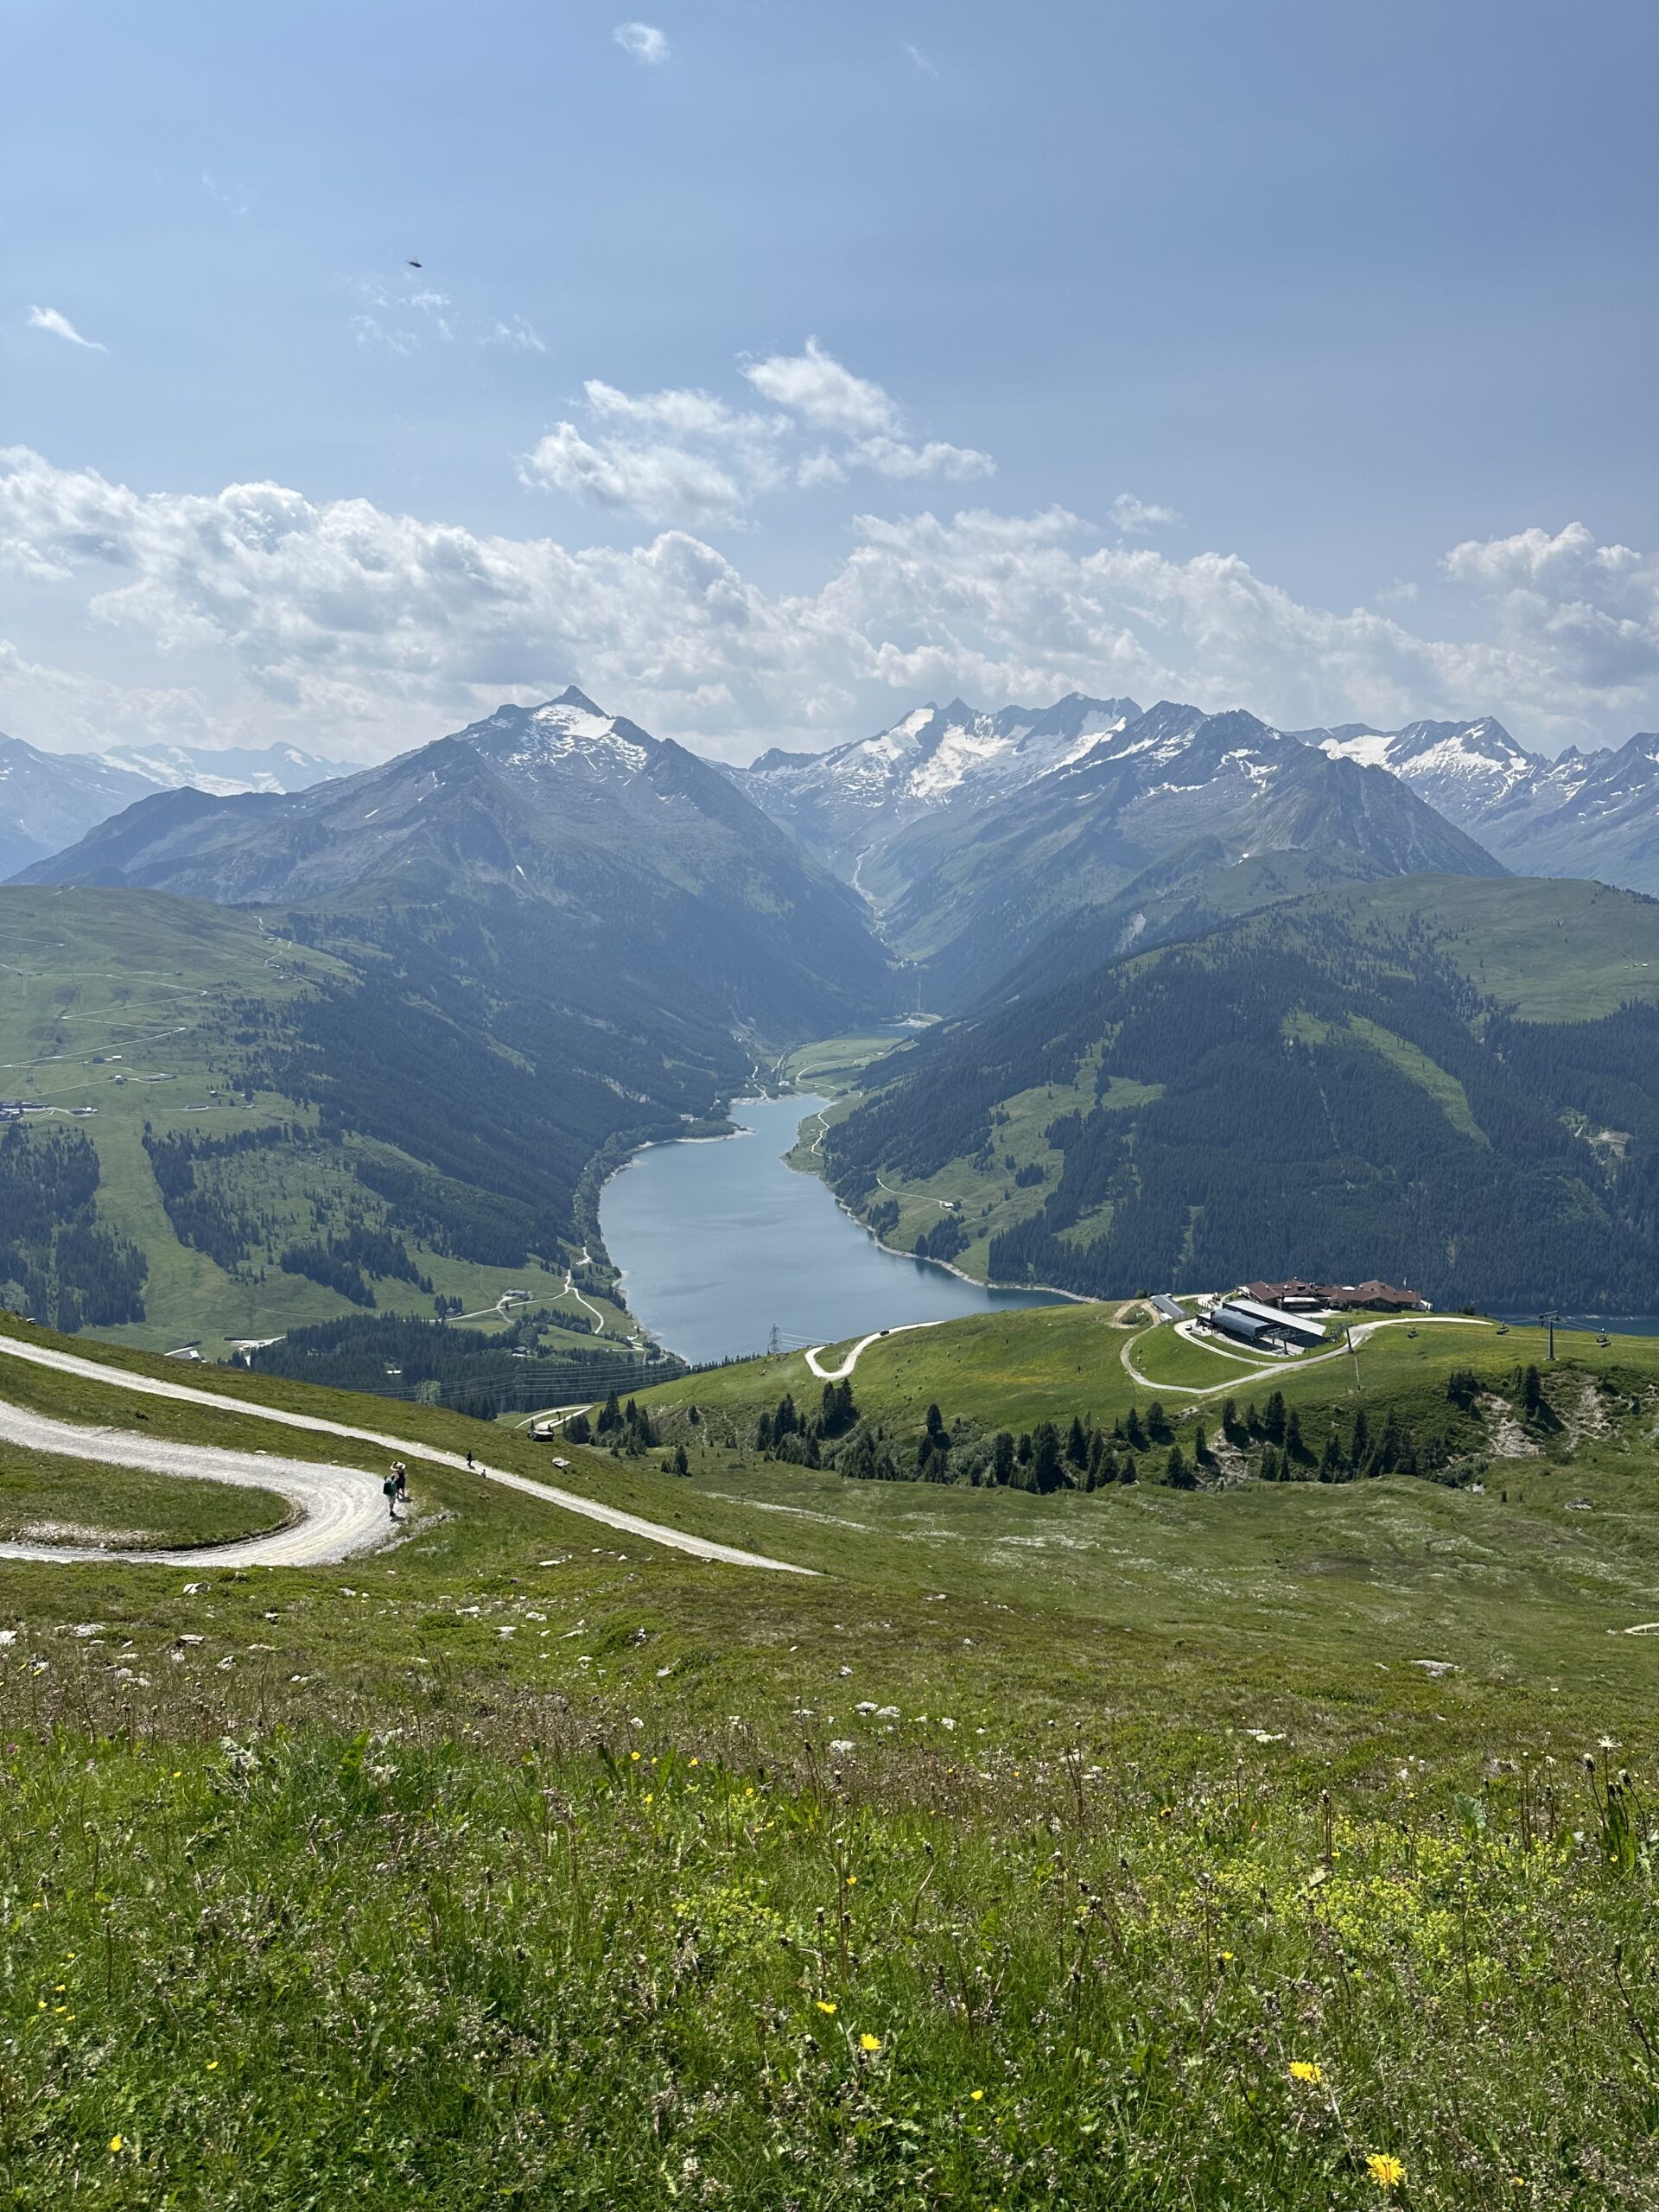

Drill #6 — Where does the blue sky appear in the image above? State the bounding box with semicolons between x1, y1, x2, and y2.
4;0;1658;762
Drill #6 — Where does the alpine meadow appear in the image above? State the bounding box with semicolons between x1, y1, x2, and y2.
7;3;1659;2207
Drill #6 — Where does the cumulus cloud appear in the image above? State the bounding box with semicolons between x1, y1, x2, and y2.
3;443;1656;764
744;337;992;480
26;306;105;352
614;21;668;64
524;344;991;523
1111;491;1183;534
519;423;749;525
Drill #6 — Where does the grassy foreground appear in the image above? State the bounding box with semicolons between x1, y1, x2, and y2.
3;1312;1659;2205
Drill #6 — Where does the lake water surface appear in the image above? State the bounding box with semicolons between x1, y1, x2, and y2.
600;1094;1065;1364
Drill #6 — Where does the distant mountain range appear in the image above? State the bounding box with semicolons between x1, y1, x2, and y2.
0;731;347;879
734;696;1503;1007
723;694;1141;880
16;689;891;1039
1296;715;1659;888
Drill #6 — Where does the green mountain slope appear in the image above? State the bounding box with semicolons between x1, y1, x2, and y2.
820;874;1659;1309
0;887;716;1360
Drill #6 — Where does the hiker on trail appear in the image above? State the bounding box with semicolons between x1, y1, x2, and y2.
383;1471;398;1520
466;1448;474;1470
394;1461;408;1502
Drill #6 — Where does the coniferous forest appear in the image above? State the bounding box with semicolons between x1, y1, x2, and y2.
825;897;1659;1310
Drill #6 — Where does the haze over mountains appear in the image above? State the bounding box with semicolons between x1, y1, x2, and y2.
15;675;1659;1334
1300;715;1659;888
17;690;890;1038
0;731;348;879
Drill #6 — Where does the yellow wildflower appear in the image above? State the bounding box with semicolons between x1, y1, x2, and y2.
816;2001;837;2015
206;2061;219;2072
860;2033;881;2053
1366;2153;1405;2189
108;2137;124;2154
969;2089;985;2102
1288;2061;1322;2085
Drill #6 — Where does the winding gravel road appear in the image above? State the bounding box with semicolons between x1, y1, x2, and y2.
804;1319;947;1381
0;1334;812;1575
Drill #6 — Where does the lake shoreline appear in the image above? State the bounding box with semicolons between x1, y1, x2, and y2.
599;1092;1069;1364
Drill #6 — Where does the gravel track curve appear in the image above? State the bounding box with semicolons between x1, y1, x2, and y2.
0;1335;812;1575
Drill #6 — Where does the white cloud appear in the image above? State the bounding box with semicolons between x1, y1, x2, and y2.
521;351;986;522
480;316;546;353
903;42;940;77
519;423;749;525
614;21;669;64
1442;523;1659;690
1111;491;1183;534
26;306;105;353
745;337;899;439
3;442;1657;765
743;338;992;481
346;280;455;353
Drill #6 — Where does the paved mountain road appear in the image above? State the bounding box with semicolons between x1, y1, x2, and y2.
1121;1313;1491;1397
0;1334;814;1575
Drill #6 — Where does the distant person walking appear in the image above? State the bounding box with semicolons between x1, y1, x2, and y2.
383;1471;398;1519
394;1461;408;1503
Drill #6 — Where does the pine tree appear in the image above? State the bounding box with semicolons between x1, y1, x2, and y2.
1165;1444;1195;1489
1319;1430;1344;1482
1262;1389;1287;1446
1031;1421;1064;1494
1146;1400;1172;1443
671;1443;689;1475
1350;1407;1370;1465
1125;1405;1147;1450
1285;1408;1306;1461
992;1430;1015;1484
1067;1414;1089;1465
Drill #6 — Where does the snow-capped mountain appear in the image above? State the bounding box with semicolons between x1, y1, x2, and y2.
1292;715;1659;892
869;702;1506;1008
727;693;1141;878
0;731;352;879
0;734;156;879
1299;717;1548;824
102;741;350;798
15;689;895;1033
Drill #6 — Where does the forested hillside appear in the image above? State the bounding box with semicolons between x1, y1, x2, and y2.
0;887;751;1359
822;875;1659;1309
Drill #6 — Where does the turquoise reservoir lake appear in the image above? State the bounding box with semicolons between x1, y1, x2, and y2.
600;1093;1065;1365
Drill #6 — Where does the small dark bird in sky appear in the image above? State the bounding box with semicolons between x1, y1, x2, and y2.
407;258;423;269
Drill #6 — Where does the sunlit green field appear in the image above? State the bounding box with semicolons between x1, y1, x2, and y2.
5;1308;1659;2206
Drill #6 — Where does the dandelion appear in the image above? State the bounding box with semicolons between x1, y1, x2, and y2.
816;2001;837;2015
860;2033;881;2053
969;2089;985;2102
108;2136;124;2154
1288;2061;1322;2085
1366;2153;1405;2190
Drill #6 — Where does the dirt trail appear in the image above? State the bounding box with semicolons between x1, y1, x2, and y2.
0;1334;814;1575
